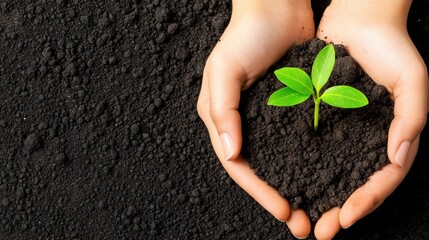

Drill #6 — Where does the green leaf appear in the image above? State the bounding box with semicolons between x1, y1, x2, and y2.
274;68;313;95
311;44;335;92
268;87;311;107
321;86;369;108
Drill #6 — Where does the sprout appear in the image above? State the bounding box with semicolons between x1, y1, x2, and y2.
268;44;369;132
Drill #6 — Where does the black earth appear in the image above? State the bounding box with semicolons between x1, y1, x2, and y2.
0;0;428;239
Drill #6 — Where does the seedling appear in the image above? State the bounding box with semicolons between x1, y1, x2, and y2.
268;44;369;132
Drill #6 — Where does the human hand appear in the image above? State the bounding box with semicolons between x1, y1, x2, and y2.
314;1;428;239
197;0;315;238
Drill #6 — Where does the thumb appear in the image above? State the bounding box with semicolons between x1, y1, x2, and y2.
388;69;428;168
207;57;247;161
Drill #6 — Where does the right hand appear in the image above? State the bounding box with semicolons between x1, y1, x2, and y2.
197;0;315;238
313;1;428;239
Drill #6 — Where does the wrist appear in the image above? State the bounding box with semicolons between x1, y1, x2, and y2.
232;0;312;18
228;0;315;43
327;0;411;26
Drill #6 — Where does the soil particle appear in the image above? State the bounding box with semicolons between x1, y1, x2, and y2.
54;152;68;164
1;198;9;207
23;133;41;154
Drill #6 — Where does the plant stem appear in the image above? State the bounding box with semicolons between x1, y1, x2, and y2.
314;96;320;132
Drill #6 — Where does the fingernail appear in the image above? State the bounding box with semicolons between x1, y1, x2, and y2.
273;215;285;223
342;221;355;229
220;132;234;161
291;233;308;239
395;141;411;167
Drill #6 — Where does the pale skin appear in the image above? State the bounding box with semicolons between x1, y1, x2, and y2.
197;0;428;239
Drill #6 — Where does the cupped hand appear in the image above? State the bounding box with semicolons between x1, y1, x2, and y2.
197;0;315;238
314;1;428;239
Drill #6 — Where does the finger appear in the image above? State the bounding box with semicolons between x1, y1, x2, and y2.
198;86;292;221
388;67;428;167
206;51;245;161
285;209;311;239
314;207;341;240
339;138;420;228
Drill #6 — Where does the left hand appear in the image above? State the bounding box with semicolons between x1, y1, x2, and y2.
314;1;428;239
197;1;316;238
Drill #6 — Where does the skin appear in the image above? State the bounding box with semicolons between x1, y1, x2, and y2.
198;0;428;239
315;0;428;239
197;0;315;237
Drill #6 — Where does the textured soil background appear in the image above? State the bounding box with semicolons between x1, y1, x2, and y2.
242;40;392;223
0;0;427;240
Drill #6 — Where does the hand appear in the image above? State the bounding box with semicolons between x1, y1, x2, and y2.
197;0;315;238
314;1;428;239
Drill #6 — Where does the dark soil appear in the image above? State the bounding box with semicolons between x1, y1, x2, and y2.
242;39;392;222
0;0;428;239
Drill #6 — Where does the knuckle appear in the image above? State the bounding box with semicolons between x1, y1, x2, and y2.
406;112;428;132
196;96;209;119
206;52;223;67
371;194;381;209
415;115;427;131
206;51;236;77
209;106;223;123
419;63;428;78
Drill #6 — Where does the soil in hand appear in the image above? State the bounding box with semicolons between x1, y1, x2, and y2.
242;39;393;222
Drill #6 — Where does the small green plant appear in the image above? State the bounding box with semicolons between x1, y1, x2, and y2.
268;44;369;132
